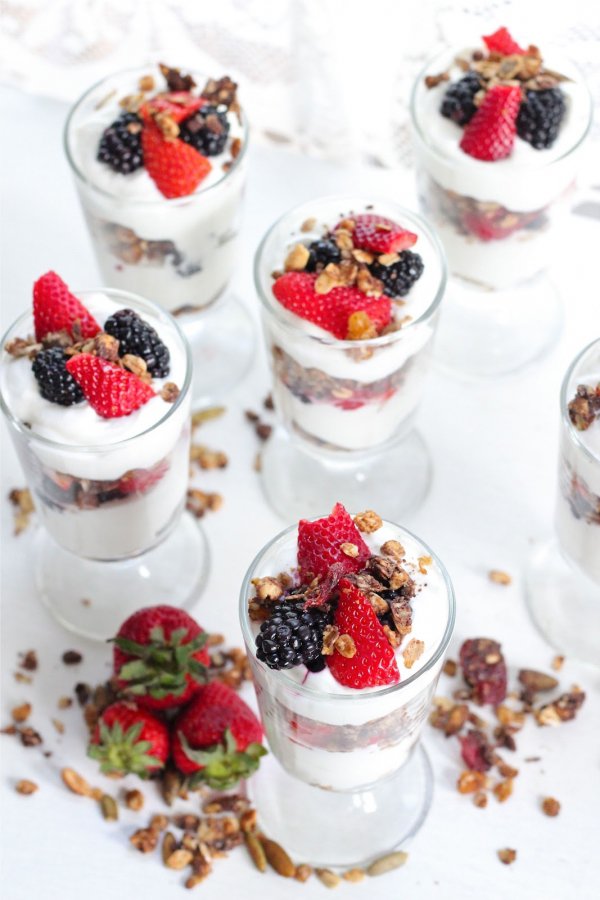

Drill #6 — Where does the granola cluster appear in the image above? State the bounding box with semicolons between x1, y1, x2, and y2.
568;383;600;431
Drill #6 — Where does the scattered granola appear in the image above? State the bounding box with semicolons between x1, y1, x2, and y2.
402;638;425;669
186;488;223;518
551;655;565;672
190;445;228;469
11;702;32;723
497;848;517;866
125;788;145;811
353;510;383;533
568;383;600;431
8;488;35;535
489;569;512;585
15;779;38;795
542;797;561;817
191;406;226;428
62;650;83;665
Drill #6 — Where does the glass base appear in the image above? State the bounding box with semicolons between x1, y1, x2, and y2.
178;292;256;405
434;271;562;378
525;538;600;666
260;427;431;522
247;744;432;868
34;511;210;641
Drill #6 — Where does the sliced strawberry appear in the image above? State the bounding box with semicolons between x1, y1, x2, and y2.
327;579;399;689
118;459;169;495
297;502;370;584
482;27;526;56
66;353;155;418
272;272;391;340
142;123;211;199
344;214;418;255
33;272;100;342
460;84;521;162
140;92;205;124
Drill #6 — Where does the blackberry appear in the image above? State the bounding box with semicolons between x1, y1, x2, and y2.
369;250;424;298
517;88;566;150
97;113;144;174
104;309;170;378
179;105;230;156
256;600;329;670
305;238;342;272
440;73;482;126
32;348;84;406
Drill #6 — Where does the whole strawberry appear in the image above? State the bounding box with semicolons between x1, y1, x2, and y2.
113;605;209;710
171;682;265;789
88;701;168;777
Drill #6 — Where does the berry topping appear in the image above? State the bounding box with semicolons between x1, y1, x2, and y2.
459;729;495;772
31;348;84;406
97;112;144;174
113;605;209;710
347;214;418;255
297;501;370;582
180;104;230;157
140;92;205;124
65;353;155;419
482;27;526;56
460;638;507;706
459;84;521;161
104;308;170;377
117;459;169;496
440;72;482;126
171;682;266;788
326;579;400;689
255;600;330;670
272;271;392;340
517;87;566;150
369;250;424;298
304;238;342;272
88;701;168;777
33;272;101;342
141;122;212;199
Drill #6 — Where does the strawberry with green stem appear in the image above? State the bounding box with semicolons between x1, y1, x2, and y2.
88;701;169;777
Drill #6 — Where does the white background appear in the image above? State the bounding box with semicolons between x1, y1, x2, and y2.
1;80;600;899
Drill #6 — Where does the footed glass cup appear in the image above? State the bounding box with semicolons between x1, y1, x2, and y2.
0;289;209;640
254;195;446;521
64;66;254;404
239;518;455;867
410;50;592;377
526;338;600;665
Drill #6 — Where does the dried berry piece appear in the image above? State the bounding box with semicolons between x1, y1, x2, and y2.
459;729;496;772
460;638;507;705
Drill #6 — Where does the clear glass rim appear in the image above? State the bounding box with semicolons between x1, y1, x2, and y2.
0;286;192;454
63;64;249;205
409;47;593;169
253;194;447;349
239;516;456;701
560;337;600;465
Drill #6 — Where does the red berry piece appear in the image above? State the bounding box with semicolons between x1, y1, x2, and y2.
65;353;155;418
459;638;507;706
117;459;169;496
140;92;205;124
33;271;101;342
327;579;399;689
113;605;210;710
459;729;495;771
482;27;526;56
142;122;211;198
272;271;392;340
346;214;418;255
88;701;169;777
460;84;521;161
297;501;370;584
172;681;265;789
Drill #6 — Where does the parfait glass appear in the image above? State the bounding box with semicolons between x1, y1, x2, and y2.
64;66;254;404
526;338;600;665
410;50;592;377
0;289;209;640
254;196;447;521
239;517;455;867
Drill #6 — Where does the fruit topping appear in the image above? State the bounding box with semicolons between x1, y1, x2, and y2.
460;638;507;706
104;307;170;377
440;72;482;126
304;238;343;272
141;122;212;199
297;502;370;581
568;383;600;431
97;112;144;174
117;459;170;496
140;92;205;124
65;353;155;418
482;26;526;56
326;579;400;688
255;600;330;671
347;214;418;255
180;104;231;156
369;250;424;298
31;347;84;406
171;682;266;787
460;84;521;161
113;605;209;710
459;728;495;771
33;271;100;342
88;700;169;777
517;87;566;149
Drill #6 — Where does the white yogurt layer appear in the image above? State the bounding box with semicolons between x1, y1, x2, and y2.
66;66;246;310
1;292;188;481
246;520;451;790
413;48;590;212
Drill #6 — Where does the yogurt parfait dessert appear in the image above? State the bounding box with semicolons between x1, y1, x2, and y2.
1;272;208;638
411;26;591;290
240;503;454;864
254;197;446;453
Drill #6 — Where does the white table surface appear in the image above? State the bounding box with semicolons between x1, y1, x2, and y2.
1;85;599;900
